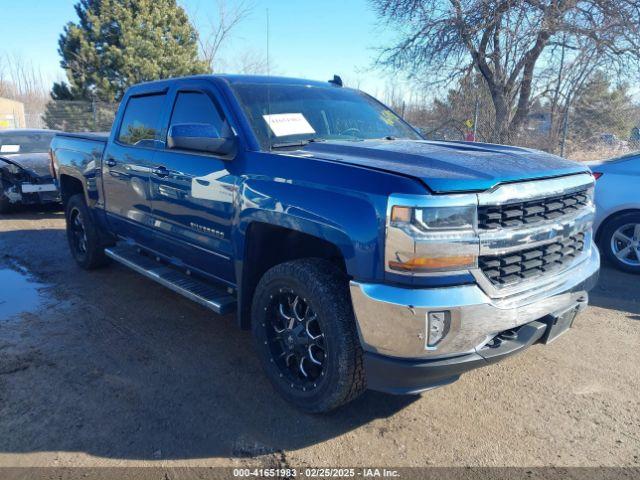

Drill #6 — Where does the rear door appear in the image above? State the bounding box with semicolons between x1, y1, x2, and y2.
147;83;238;284
102;92;168;240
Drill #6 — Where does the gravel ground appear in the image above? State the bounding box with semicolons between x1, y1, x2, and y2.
0;208;638;468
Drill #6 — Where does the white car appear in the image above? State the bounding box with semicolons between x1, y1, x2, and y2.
588;153;640;274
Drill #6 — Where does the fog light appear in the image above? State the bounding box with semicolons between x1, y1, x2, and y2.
427;311;451;347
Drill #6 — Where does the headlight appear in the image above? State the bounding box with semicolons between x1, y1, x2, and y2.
386;196;479;275
391;205;476;231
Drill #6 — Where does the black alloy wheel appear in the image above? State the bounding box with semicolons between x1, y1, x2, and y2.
69;206;89;256
64;194;109;270
251;259;366;413
263;289;327;391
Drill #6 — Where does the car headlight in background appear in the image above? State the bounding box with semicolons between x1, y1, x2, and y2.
386;195;479;275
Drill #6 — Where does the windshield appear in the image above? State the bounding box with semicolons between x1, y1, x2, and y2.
230;83;421;150
0;132;55;154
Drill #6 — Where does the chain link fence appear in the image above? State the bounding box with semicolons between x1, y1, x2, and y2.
0;98;118;132
11;99;119;133
395;89;640;162
4;95;639;162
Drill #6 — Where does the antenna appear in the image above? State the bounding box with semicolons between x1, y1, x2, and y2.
266;8;270;76
329;75;343;87
266;8;272;151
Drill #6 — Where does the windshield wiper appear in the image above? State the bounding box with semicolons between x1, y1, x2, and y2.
270;138;325;149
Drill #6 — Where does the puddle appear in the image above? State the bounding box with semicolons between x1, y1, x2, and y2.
0;267;45;320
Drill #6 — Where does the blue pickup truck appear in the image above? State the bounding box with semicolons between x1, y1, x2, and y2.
51;75;600;413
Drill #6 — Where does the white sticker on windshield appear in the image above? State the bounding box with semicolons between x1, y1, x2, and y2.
263;113;316;137
0;144;20;153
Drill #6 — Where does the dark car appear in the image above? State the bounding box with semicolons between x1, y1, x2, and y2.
0;129;60;213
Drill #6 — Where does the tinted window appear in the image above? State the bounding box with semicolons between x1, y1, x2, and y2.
169;92;228;135
118;94;166;147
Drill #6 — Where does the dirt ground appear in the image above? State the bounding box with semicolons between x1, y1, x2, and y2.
0;208;638;469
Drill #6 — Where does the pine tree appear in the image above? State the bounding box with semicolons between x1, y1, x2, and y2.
570;72;635;142
45;0;209;130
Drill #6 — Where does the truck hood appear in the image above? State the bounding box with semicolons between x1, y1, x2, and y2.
301;140;589;193
0;153;51;178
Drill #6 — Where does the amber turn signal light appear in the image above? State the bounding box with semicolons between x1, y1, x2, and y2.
390;206;412;223
388;255;476;272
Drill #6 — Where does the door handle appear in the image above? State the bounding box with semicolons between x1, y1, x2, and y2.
105;158;117;167
152;166;169;177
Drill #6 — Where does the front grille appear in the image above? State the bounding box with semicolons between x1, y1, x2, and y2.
479;232;586;286
478;189;590;230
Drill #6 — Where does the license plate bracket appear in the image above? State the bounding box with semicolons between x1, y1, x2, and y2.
541;306;578;344
21;183;57;193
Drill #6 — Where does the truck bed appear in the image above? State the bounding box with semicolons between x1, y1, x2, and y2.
55;132;110;142
51;132;109;186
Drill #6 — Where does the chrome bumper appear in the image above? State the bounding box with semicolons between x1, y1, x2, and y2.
350;246;600;359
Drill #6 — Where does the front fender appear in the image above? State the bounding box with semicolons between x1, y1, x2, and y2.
235;177;386;281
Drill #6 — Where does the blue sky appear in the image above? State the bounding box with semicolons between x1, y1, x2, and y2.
3;0;405;98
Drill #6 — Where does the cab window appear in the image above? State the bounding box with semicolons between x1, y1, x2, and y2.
117;94;166;147
168;91;230;137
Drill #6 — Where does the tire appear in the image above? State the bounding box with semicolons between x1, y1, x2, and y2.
251;258;365;413
65;194;109;270
599;211;640;274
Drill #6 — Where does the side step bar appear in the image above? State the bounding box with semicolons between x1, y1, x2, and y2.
104;245;237;315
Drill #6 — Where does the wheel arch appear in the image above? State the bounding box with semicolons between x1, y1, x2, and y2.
58;173;88;207
236;221;350;329
595;208;640;244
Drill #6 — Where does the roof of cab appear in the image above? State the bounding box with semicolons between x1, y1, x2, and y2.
126;74;337;95
216;74;332;88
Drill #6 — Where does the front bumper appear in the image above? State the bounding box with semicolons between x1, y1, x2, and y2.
350;246;600;393
364;320;550;394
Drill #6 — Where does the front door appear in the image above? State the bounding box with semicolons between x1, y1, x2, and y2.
147;87;238;284
102;93;167;240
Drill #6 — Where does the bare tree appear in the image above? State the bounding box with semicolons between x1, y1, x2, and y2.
370;0;640;143
216;48;272;74
536;35;608;150
192;0;254;72
0;52;48;113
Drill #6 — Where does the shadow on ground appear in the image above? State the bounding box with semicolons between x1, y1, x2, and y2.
1;214;636;462
589;262;640;315
1;203;63;216
0;225;417;461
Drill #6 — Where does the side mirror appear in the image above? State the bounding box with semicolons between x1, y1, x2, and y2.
167;123;236;157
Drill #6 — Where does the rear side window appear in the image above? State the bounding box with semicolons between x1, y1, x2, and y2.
118;94;166;147
169;92;229;136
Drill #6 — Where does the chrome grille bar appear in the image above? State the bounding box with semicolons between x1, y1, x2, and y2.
473;173;595;298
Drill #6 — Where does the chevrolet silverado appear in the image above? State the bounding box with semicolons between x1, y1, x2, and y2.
51;75;600;413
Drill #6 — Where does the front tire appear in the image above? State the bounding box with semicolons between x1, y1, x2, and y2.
600;212;640;274
251;259;365;413
65;194;108;270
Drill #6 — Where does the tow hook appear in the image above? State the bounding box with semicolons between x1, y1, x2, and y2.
498;329;518;341
486;329;519;349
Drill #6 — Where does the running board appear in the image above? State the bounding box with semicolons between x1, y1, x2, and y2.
104;245;236;315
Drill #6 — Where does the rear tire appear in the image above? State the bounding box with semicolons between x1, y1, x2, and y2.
65;194;109;270
599;212;640;274
251;258;365;413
